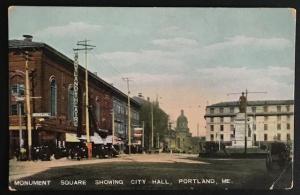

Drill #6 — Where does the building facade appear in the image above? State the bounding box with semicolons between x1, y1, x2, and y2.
9;37;140;157
113;97;140;141
204;100;294;146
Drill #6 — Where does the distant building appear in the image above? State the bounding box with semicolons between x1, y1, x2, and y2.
174;110;193;153
204;100;294;146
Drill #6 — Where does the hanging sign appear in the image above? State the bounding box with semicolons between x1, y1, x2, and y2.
73;52;79;127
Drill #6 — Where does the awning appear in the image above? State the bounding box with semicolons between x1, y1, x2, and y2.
65;133;80;142
79;133;124;145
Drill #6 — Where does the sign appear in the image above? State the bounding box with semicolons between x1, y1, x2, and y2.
32;113;51;117
73;52;79;127
65;133;80;142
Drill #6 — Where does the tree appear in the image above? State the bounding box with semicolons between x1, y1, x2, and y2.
139;101;169;150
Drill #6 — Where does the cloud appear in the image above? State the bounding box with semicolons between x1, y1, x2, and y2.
196;66;294;99
152;37;199;49
158;26;196;37
34;22;103;38
96;49;184;69
104;72;183;85
204;35;292;51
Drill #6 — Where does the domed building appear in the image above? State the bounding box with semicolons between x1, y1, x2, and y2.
176;110;189;131
175;110;192;153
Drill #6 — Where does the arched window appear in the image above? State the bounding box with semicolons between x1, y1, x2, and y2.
68;85;74;120
95;97;101;123
50;78;57;116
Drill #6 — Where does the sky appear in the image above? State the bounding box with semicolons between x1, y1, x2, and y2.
8;7;296;136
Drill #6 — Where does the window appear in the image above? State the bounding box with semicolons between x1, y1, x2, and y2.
210;117;214;123
50;79;57;116
286;105;290;112
220;125;224;131
264;116;268;121
264;124;268;131
230;107;234;113
277;106;281;112
67;85;74;120
11;84;25;96
264;134;268;141
287;134;290;141
277;115;281;121
10;102;24;115
264;105;268;112
210;125;214;131
287;115;290;121
210;108;214;114
220;117;224;123
277;124;281;130
220;107;224;113
277;133;281;141
220;134;224;141
252;107;256;113
95;99;101;122
230;124;234;131
210;134;214;141
10;104;18;115
287;123;291;130
230;117;234;122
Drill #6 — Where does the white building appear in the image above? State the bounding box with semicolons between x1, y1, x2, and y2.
204;100;294;146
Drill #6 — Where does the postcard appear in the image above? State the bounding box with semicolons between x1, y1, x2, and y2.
8;7;295;190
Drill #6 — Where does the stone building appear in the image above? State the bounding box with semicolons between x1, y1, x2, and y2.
204;100;294;146
9;37;140;157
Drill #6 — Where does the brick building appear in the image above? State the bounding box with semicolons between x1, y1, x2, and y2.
9;37;140;157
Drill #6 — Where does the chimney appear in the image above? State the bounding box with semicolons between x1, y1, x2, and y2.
94;72;97;76
23;35;33;42
147;97;150;101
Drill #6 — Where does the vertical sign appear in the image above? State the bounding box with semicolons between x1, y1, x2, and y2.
73;52;79;127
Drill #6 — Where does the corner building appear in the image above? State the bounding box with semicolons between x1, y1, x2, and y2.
9;38;140;157
204;100;294;146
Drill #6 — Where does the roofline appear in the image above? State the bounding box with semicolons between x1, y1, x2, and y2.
9;40;140;107
206;100;294;108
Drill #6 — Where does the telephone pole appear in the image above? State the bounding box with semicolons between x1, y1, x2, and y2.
123;77;132;154
23;51;32;160
227;89;267;154
151;102;154;149
112;108;115;145
74;39;95;159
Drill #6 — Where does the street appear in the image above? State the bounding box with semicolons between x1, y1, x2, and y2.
9;153;293;190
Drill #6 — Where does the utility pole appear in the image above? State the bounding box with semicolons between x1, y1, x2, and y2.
123;77;132;154
142;121;145;149
197;123;199;137
227;89;267;154
23;50;32;161
74;39;95;159
112;108;115;145
151;102;154;149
